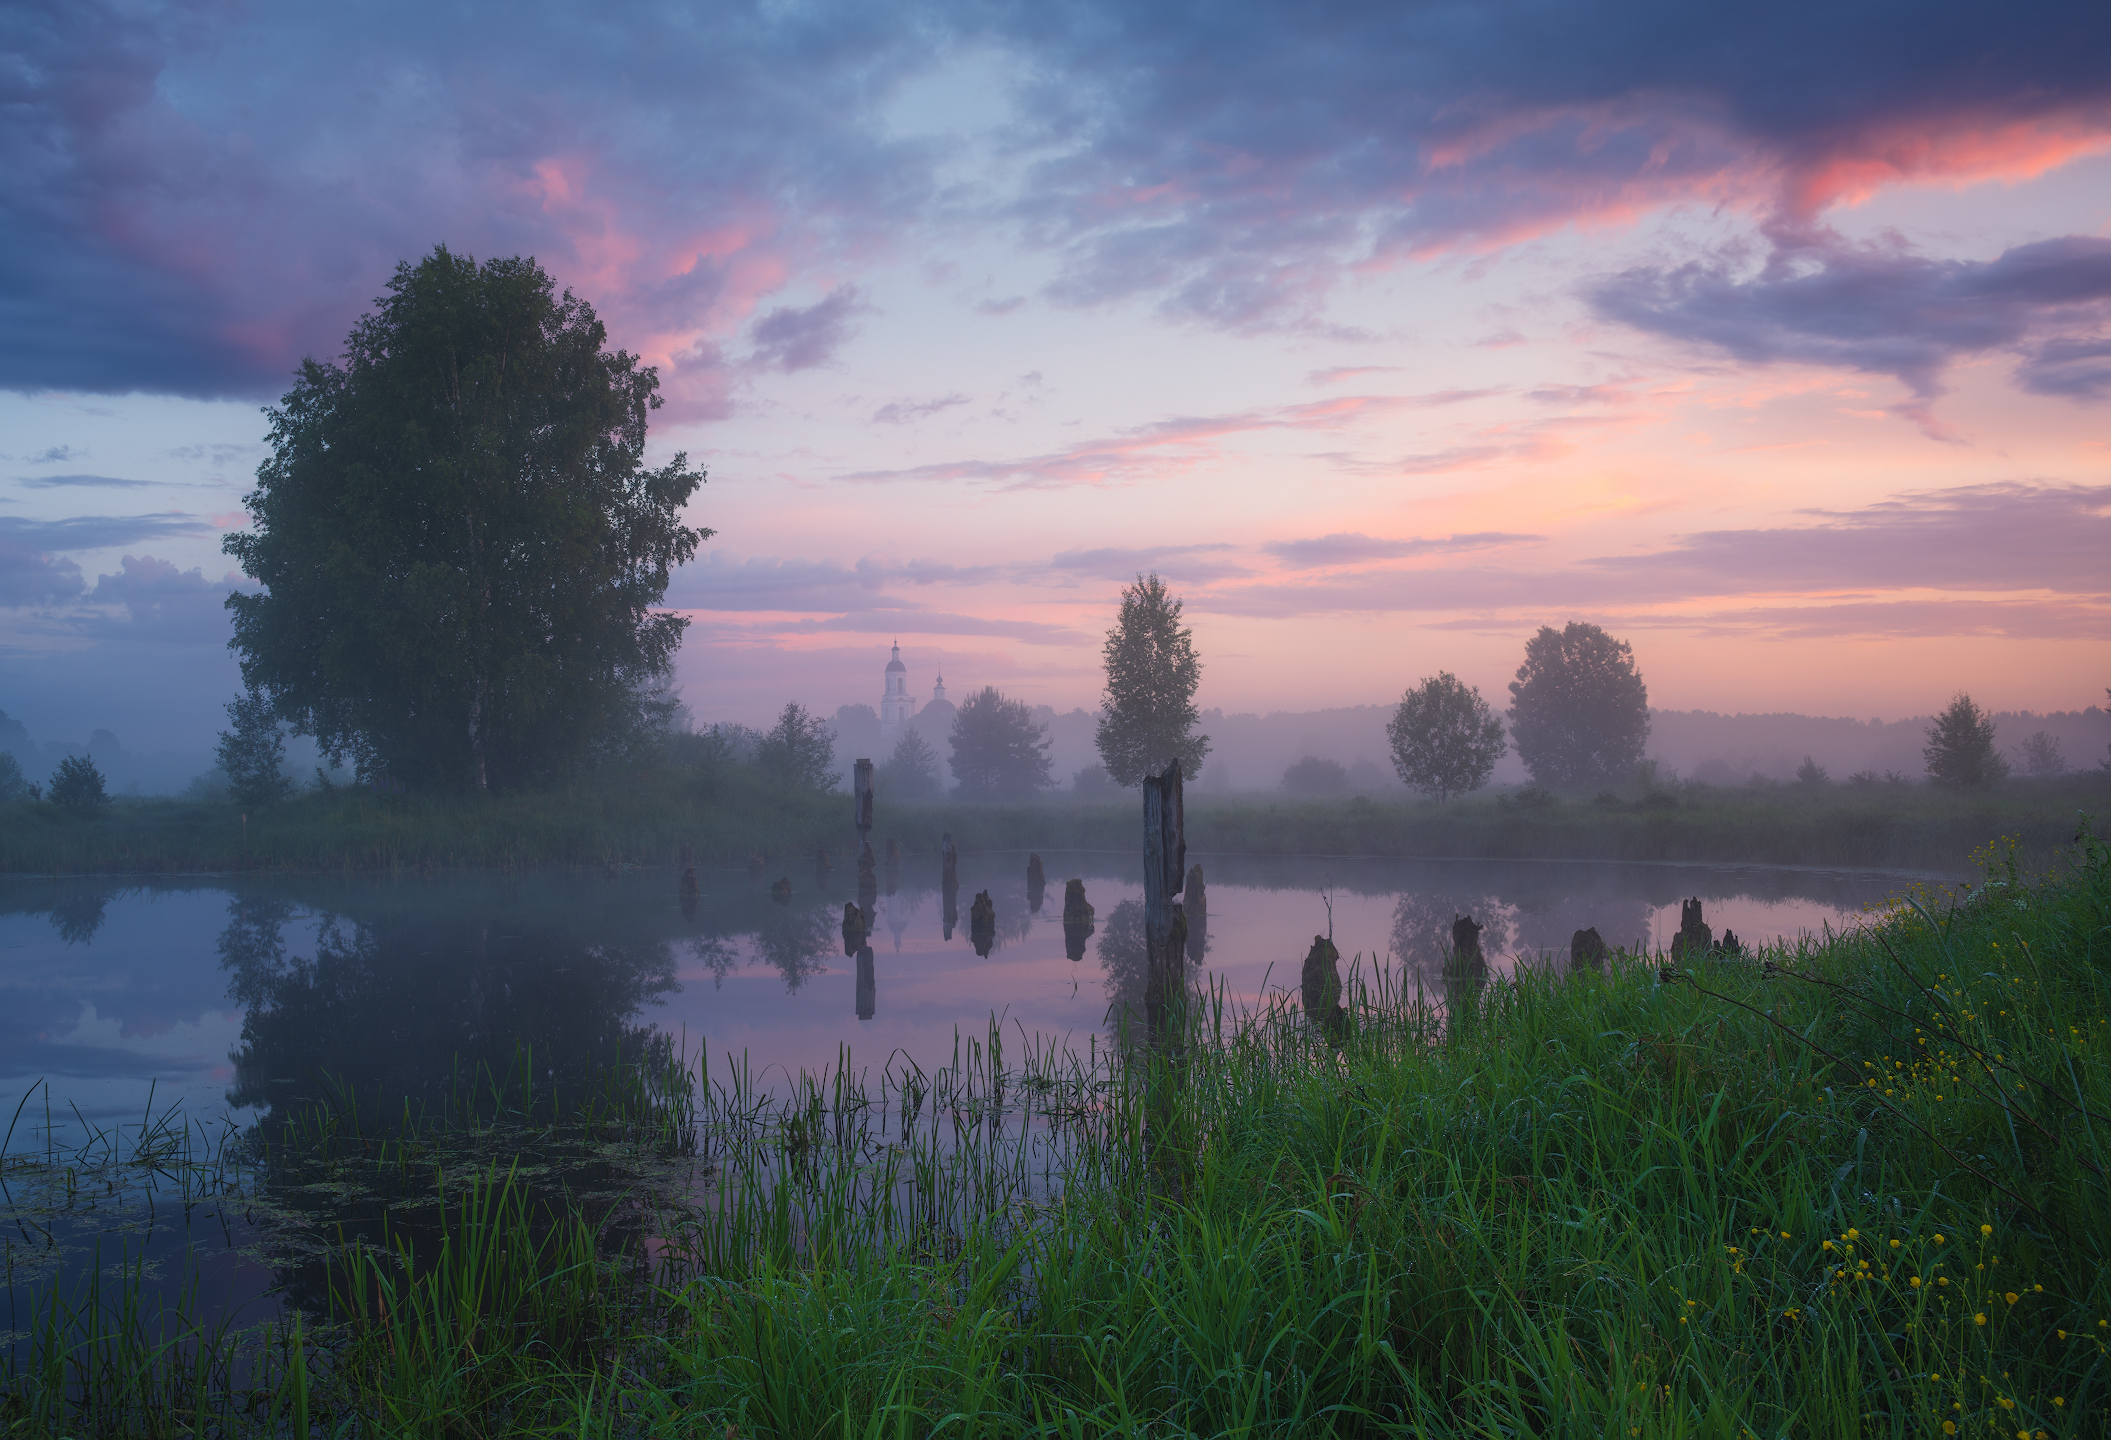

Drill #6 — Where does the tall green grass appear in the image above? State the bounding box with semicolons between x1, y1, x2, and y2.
8;828;2108;1436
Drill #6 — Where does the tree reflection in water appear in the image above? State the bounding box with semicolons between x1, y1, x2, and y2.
1388;892;1512;976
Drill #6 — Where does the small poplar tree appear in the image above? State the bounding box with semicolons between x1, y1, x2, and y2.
1923;693;2008;788
1387;672;1507;801
1095;573;1209;786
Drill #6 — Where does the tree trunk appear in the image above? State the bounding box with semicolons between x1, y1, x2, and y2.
1142;758;1186;1044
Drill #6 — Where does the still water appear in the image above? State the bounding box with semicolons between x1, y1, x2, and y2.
2;850;1941;1140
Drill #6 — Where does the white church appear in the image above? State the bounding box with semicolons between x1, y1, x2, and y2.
878;641;951;745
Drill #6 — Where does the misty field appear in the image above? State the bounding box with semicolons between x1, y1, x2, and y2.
9;827;2108;1437
3;765;2103;877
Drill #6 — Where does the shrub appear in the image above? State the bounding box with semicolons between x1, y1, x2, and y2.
1280;756;1348;795
1923;693;2008;788
48;755;109;816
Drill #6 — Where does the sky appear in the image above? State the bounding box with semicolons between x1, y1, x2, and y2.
4;0;2109;755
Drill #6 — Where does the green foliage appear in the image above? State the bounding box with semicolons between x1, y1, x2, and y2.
877;726;941;799
1095;572;1210;786
949;686;1053;800
1924;691;2010;788
215;688;294;809
1507;621;1651;788
0;750;34;804
754;702;837;791
1387;670;1507;800
224;245;709;793
47;754;107;816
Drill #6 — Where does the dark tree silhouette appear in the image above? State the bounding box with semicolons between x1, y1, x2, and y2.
1386;672;1507;800
48;754;108;816
1923;693;2008;788
949;687;1053;800
216;688;294;808
1507;623;1649;789
755;703;837;791
225;247;708;791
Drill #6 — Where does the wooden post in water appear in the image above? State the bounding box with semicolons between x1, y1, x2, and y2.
1141;759;1187;1042
853;759;875;838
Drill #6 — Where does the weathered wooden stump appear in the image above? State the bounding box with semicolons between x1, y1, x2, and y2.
940;832;958;888
1445;913;1486;977
1301;934;1344;1036
1569;926;1608;971
1183;864;1207;965
1668;897;1713;961
842;901;867;956
853;758;875;837
1062;878;1094;926
855;945;876;1020
1026;853;1047;913
970;889;997;957
770;877;792;904
1142;761;1187;1045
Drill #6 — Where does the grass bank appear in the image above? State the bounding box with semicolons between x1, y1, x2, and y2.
10;829;2108;1435
5;765;2102;875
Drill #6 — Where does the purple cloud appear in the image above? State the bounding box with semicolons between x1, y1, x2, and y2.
14;473;153;489
871;392;968;425
1265;531;1540;568
7;1;2108;402
1049;544;1249;583
1590;232;2111;429
0;537;85;606
0;512;214;551
749;286;870;372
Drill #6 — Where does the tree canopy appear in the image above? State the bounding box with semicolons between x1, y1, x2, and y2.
1923;693;2008;788
1387;671;1507;800
950;687;1053;800
756;703;838;791
224;246;708;792
48;755;108;816
1506;622;1650;789
217;689;295;808
1095;573;1209;786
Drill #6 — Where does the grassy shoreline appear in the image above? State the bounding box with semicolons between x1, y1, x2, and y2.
3;766;2100;875
8;829;2109;1435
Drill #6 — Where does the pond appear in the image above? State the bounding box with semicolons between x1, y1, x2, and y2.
3;850;1941;1139
2;848;1944;1358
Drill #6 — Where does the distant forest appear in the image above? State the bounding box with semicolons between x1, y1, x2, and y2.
7;700;2104;800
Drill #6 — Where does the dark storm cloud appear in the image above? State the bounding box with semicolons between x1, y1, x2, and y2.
1590;233;2111;426
8;0;2108;400
748;286;870;372
985;0;2111;326
1;0;940;403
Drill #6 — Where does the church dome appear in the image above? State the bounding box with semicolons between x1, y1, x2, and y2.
885;642;907;674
